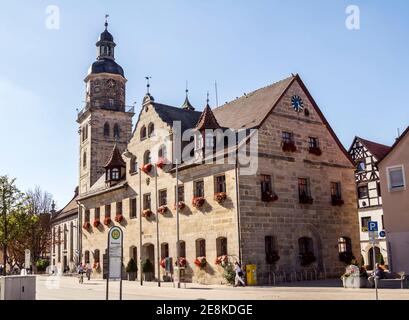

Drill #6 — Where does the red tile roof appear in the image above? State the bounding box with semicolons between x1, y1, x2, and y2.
357;137;391;161
195;104;221;130
104;143;126;168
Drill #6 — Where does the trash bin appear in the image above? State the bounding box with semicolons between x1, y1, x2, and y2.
246;265;257;286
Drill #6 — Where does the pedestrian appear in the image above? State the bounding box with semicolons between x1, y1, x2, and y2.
234;261;246;287
0;264;3;275
368;263;385;288
77;263;84;284
86;262;92;281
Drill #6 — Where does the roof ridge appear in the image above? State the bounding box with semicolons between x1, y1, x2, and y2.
358;136;390;149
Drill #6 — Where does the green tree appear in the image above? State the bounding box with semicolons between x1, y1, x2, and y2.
0;176;26;275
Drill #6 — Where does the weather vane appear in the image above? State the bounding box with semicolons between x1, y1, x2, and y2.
105;14;109;28
145;76;152;94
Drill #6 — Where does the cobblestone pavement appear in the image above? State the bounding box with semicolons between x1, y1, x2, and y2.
36;275;409;300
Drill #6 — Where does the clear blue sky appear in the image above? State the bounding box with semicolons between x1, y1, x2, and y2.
0;0;408;208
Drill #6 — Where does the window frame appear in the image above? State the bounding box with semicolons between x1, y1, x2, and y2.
130;198;137;219
143;193;151;210
159;189;167;207
386;165;406;191
215;175;227;193
357;185;369;199
282;131;294;144
194;180;205;198
308;137;319;149
298;177;311;197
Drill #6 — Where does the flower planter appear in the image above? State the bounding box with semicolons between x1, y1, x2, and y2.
83;222;91;230
160;258;166;269
174;201;186;210
308;147;322;156
156;158;167;170
104;217;112;226
282;142;297;152
175;257;187;268
142;209;153;218
158;206;168;215
262;192;279;203
141;163;153;174
115;214;124;223
299;196;314;204
192;197;205;208
215;255;228;266
93;220;101;228
194;256;207;269
332;197;345;206
214;192;227;204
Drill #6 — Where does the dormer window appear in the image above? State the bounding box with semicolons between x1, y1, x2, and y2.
112;168;120;180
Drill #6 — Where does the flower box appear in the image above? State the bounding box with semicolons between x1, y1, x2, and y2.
194;256;207;269
215;255;228;266
262;192;279;203
192;197;205;208
308;147;322;156
115;214;124;223
173;201;186;210
332;197;345;206
142;209;153;218
82;222;91;230
299;195;314;204
104;217;112;226
214;192;227;204
282;142;297;152
156;158;167;170
141;163;153;174
175;257;187;268
93;220;101;228
158;206;168;215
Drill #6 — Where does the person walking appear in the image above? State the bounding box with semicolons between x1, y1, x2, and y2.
77;263;84;284
86;263;92;281
234;261;246;287
368;263;385;288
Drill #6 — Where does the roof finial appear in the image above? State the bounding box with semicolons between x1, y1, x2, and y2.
185;81;189;97
206;91;210;106
105;14;109;29
145;76;152;94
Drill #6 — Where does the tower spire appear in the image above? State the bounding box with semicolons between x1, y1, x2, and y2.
181;81;195;111
105;14;109;29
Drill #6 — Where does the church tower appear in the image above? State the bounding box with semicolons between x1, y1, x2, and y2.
77;19;134;195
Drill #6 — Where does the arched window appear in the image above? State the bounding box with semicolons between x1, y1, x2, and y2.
298;237;314;255
148;123;155;137
158;145;167;159
131;157;138;173
94;249;100;264
114;124;120;139
196;238;206;257
161;243;169;259
84;250;90;263
177;240;186;258
140;126;147;140
83;150;87;168
144;151;151;165
216;237;227;257
103;123;110;137
112;168;120;180
338;237;352;254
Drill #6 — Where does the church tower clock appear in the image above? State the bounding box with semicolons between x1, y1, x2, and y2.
77;20;134;195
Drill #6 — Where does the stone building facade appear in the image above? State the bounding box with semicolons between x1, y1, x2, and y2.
75;23;360;284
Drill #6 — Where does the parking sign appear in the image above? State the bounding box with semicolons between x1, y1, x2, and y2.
368;221;378;232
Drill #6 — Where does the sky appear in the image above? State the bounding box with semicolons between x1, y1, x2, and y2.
0;0;408;208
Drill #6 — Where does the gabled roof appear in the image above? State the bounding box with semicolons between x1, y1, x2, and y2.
378;126;409;163
51;187;78;223
104;143;126;168
355;137;391;161
195;104;221;130
213;75;295;129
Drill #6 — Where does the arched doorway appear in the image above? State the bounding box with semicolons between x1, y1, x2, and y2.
142;243;155;280
368;246;382;270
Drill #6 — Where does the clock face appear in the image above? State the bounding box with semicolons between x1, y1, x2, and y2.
291;95;304;112
107;79;116;88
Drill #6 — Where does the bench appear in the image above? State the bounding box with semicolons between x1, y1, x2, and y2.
374;272;408;289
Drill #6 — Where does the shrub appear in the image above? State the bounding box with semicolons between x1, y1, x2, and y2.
141;259;154;273
222;262;236;285
126;258;138;273
36;259;49;272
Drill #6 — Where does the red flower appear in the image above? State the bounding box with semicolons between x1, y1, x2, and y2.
158;206;168;215
142;209;153;218
214;192;227;204
93;220;100;228
309;147;322;156
104;217;112;226
194;256;207;269
282;142;297;152
192;197;205;208
173;202;186;210
176;257;187;268
141;163;153;174
82;222;91;230
262;192;279;203
215;255;228;265
115;214;124;223
156;158;167;170
160;258;166;269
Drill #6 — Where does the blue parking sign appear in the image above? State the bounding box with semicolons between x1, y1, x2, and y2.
368;221;378;232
